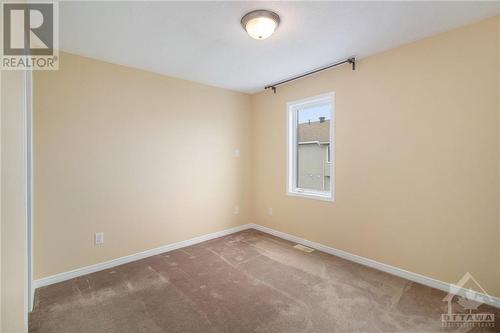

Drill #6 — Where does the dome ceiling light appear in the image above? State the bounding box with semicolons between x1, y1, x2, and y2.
241;10;280;40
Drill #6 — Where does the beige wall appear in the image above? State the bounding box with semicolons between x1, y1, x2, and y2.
34;52;252;279
252;16;500;298
1;70;28;332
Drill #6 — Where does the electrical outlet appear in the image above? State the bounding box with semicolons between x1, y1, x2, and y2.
268;207;273;216
234;148;240;158
95;232;104;245
233;206;240;215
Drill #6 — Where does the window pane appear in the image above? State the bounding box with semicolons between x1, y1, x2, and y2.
296;103;331;192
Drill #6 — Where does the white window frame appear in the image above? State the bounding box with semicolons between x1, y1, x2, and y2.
286;92;335;202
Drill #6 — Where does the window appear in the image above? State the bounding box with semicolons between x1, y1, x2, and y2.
287;93;334;201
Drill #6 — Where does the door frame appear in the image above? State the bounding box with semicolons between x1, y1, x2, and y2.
24;68;34;319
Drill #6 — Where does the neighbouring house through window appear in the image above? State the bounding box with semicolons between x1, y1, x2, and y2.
287;93;334;201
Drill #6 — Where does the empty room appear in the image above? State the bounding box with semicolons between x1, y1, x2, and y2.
1;1;500;332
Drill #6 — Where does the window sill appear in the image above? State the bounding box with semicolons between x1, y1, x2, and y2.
286;190;334;202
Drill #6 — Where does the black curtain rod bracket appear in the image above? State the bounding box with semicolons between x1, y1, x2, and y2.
265;57;356;93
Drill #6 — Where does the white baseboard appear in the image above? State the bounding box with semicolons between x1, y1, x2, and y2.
250;223;500;309
34;222;500;309
33;223;253;289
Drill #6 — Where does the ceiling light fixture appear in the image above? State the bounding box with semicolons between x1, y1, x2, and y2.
241;10;280;40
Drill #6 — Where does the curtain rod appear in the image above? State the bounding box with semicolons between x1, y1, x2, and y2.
264;57;356;93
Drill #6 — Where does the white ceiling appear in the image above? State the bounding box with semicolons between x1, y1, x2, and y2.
60;1;500;93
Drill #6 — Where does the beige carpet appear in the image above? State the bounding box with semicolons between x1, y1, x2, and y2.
29;229;499;332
